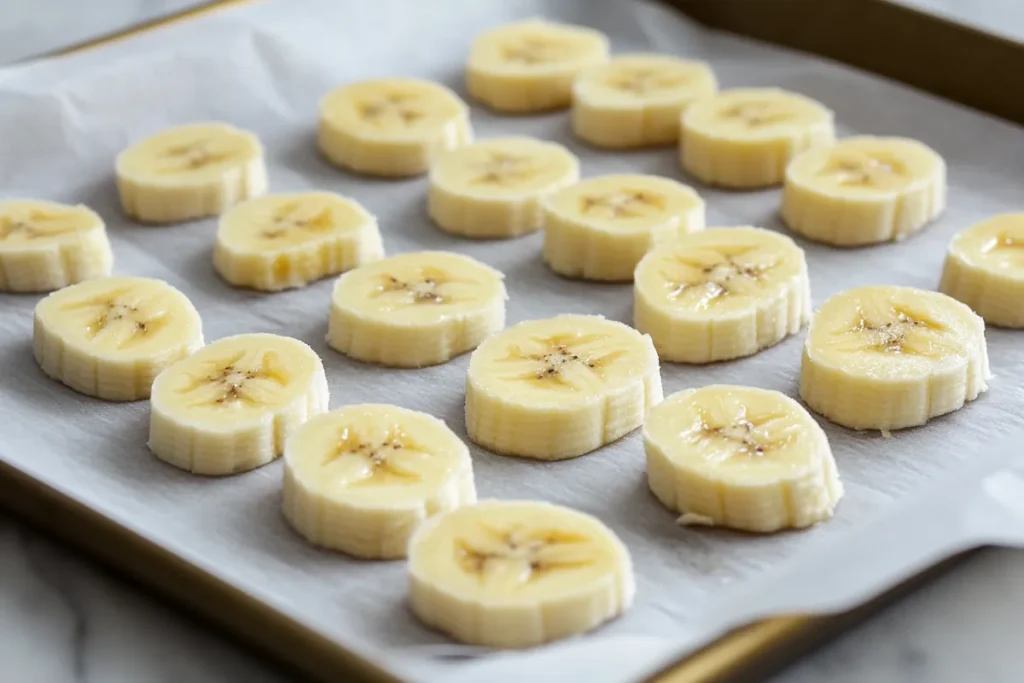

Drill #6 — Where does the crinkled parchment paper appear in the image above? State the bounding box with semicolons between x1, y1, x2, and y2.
1;1;1023;681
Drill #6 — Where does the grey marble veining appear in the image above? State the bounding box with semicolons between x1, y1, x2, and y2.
0;517;294;683
1;1;1023;682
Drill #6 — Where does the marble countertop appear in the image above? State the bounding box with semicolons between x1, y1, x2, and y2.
2;2;1023;682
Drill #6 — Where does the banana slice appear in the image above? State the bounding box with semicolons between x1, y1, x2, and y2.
0;199;113;292
116;122;267;224
939;213;1024;328
466;314;662;460
645;385;843;533
428;137;579;239
800;285;990;431
213;191;384;292
541;174;705;281
149;333;328;475
282;404;476;559
318;78;472;178
327;251;506;368
781;136;946;246
634;227;811;364
466;20;609;113
572;54;717;149
680;88;835;188
407;500;634;648
33;277;203;401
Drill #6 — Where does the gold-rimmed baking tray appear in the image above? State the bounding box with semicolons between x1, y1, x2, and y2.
2;1;1022;682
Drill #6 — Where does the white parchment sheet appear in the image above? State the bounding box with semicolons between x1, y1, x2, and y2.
1;1;1023;681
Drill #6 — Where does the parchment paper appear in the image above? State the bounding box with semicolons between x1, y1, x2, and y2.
2;1;1023;681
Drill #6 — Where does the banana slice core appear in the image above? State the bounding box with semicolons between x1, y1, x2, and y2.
407;500;634;647
644;385;843;532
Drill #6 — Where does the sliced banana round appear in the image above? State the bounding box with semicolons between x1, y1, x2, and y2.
782;136;946;246
283;404;476;559
466;20;609;113
318;78;472;178
407;500;634;648
33;276;203;401
213;191;383;292
542;174;705;282
149;333;328;475
328;251;505;368
939;213;1024;328
429;137;579;239
466;314;662;460
0;199;112;293
572;54;717;149
116;122;267;224
680;88;835;189
645;385;843;533
800;286;990;431
634;227;811;364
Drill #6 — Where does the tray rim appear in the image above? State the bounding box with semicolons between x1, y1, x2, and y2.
1;0;1011;681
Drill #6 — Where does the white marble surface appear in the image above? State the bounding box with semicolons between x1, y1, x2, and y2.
2;1;1023;682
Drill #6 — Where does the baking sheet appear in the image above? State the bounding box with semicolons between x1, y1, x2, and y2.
2;0;1024;681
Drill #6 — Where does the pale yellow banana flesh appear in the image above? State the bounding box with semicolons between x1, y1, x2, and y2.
572;54;717;149
282;404;476;559
680;88;835;188
465;314;663;460
781;136;946;246
633;227;811;364
33;276;203;401
148;333;329;475
327;251;506;367
800;286;989;431
645;385;843;533
0;200;113;292
466;20;609;113
541;174;705;282
407;500;634;648
318;78;472;177
939;213;1024;328
428;137;579;239
213;192;384;291
116;122;267;224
